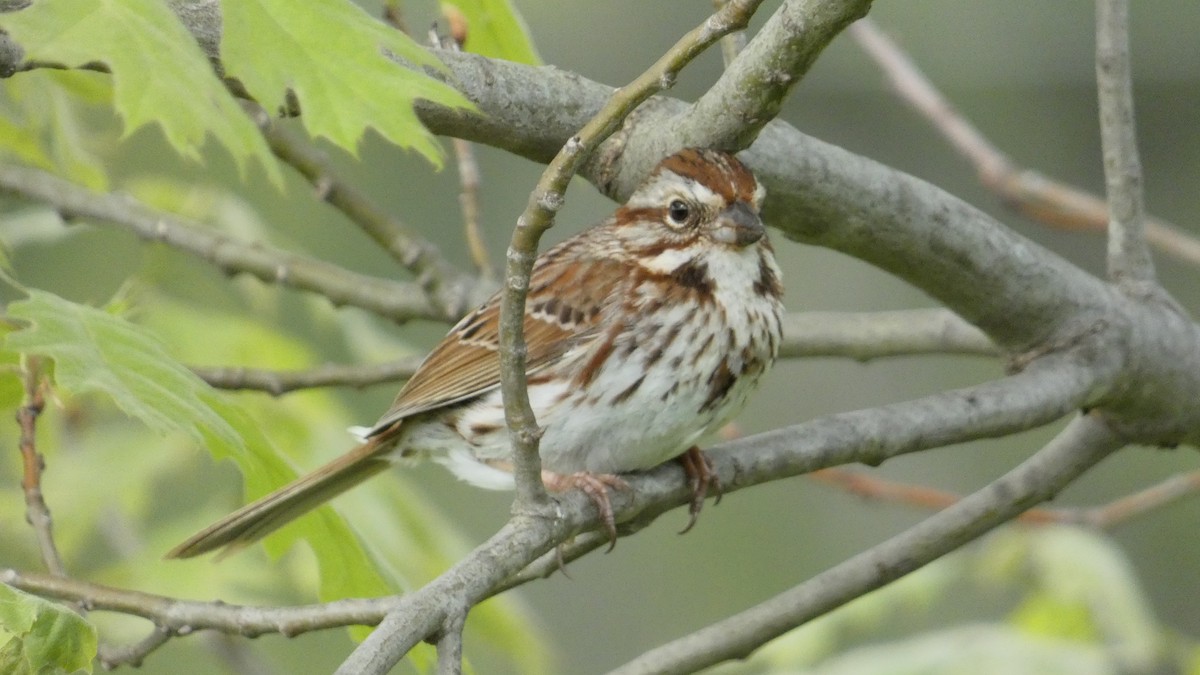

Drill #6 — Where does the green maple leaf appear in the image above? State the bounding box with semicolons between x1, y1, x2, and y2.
223;0;475;164
0;0;283;185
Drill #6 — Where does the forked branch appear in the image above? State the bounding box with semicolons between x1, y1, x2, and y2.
606;414;1125;674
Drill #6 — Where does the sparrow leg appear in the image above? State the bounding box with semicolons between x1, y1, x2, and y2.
542;471;629;552
678;446;722;534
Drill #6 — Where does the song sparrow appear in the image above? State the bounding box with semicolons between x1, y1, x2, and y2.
168;148;783;559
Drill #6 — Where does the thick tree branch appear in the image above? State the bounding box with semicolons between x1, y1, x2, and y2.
0;163;447;323
1095;0;1154;288
675;0;873;150
606;413;1125;674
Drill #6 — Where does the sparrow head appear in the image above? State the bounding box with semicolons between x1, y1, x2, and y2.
615;148;767;251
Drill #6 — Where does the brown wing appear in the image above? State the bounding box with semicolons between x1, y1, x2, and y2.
369;240;625;432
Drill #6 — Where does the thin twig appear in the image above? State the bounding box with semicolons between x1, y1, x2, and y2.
434;26;493;280
605;414;1125;675
0;568;399;635
0;163;447;323
812;467;1200;529
96;627;172;669
497;0;769;518
712;0;748;67
192;356;422;395
850;18;1200;267
249;105;481;316
1073;469;1200;528
16;357;66;577
1095;0;1155;288
453;138;492;279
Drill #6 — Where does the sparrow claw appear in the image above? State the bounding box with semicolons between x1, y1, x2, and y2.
678;446;721;534
542;471;629;552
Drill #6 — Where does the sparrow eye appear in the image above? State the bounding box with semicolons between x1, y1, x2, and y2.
667;200;691;226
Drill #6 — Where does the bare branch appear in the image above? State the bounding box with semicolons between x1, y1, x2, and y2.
0;568;398;635
812;466;1200;529
0;163;447;323
15;357;65;577
250;106;485;316
712;0;749;67
1095;0;1154;288
850;18;1200;268
1074;470;1200;528
192;357;421;395
606;413;1125;675
675;0;873;150
779;309;996;361
452;138;491;279
434;33;493;281
96;628;171;669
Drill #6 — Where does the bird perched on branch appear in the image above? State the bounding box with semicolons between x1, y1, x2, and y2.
168;148;783;559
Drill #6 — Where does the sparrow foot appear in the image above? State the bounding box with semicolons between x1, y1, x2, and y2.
678;446;722;534
542;471;629;552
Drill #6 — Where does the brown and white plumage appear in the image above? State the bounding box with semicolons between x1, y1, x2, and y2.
168;148;783;559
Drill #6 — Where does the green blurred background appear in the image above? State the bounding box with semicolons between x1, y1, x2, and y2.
2;1;1198;672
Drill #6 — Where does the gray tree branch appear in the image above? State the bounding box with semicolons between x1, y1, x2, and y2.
1095;0;1154;288
677;0;872;150
0;163;449;323
1;352;1105;667
250;105;488;317
779;309;995;360
606;413;1125;674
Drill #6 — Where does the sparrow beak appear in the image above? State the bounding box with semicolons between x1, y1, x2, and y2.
711;201;765;247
